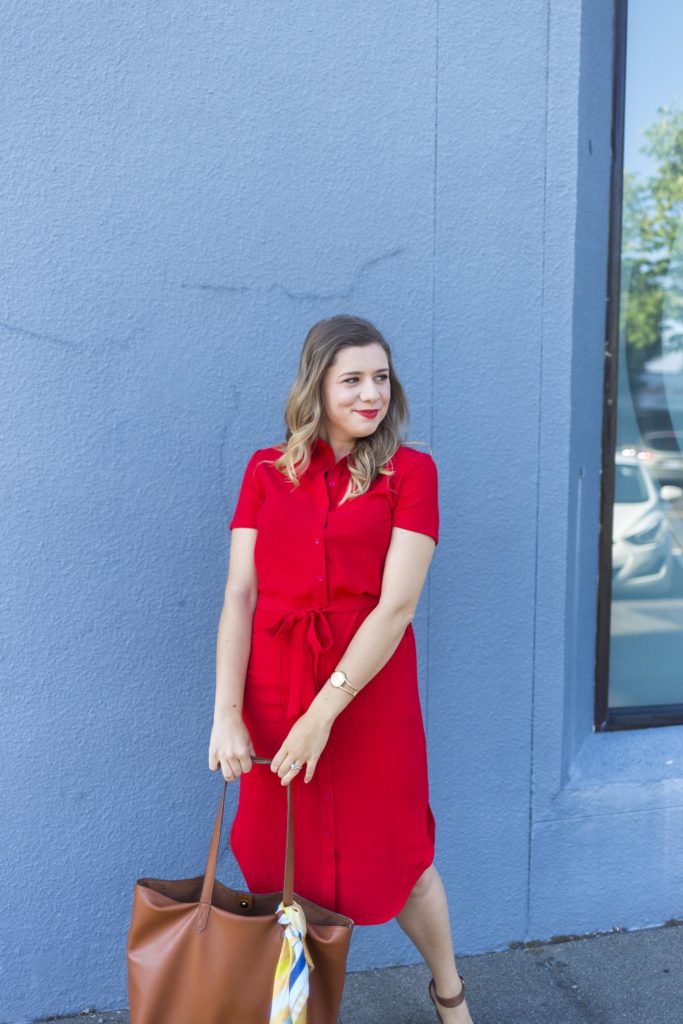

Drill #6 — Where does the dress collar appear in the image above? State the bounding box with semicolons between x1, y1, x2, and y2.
310;435;352;472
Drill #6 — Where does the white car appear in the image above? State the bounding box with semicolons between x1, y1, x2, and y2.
636;430;683;486
611;455;683;598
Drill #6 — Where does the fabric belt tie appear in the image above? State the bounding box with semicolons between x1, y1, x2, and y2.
259;595;378;719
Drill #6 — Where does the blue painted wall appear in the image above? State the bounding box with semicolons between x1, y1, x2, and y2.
4;1;679;1021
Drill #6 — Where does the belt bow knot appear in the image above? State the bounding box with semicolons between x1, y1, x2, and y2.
264;605;336;718
258;594;378;719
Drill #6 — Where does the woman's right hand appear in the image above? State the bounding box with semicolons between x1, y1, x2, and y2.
208;711;257;782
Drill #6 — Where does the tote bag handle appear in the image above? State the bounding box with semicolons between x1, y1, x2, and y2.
196;757;295;929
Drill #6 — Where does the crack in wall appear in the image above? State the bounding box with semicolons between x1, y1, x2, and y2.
0;319;83;352
0;319;147;353
179;247;406;302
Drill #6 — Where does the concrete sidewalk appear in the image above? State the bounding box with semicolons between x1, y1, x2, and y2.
36;919;683;1024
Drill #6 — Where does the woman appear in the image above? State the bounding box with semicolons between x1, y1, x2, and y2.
209;314;473;1024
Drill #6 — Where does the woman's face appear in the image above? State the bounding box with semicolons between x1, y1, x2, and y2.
321;343;391;444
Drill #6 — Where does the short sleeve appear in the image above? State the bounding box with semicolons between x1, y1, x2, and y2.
392;452;439;545
229;450;266;530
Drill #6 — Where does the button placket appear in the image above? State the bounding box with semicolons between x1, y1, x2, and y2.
318;753;336;903
313;472;330;601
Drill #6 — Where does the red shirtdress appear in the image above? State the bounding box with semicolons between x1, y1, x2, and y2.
227;435;439;925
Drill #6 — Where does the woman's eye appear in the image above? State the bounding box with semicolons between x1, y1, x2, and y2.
344;375;389;384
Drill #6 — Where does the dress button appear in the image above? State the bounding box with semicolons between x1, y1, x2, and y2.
316;574;324;582
329;481;336;487
314;537;321;544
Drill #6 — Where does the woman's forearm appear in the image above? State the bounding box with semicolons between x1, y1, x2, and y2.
308;602;413;726
213;590;257;721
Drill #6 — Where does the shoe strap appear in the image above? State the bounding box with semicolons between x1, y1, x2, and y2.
432;974;466;1007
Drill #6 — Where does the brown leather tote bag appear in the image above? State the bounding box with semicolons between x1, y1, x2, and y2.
126;757;354;1023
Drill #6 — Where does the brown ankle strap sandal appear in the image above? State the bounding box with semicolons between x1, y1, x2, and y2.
428;972;466;1016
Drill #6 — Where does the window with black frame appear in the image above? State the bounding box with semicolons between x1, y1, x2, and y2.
598;0;683;729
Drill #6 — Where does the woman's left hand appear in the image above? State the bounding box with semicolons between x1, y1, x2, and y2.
271;710;332;785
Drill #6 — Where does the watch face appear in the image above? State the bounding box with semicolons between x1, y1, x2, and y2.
330;671;344;687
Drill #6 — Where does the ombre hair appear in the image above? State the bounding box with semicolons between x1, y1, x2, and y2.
263;314;428;505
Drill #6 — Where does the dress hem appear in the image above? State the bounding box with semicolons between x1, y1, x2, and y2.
341;844;437;927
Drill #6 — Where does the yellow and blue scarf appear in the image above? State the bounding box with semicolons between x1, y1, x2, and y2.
269;898;316;1024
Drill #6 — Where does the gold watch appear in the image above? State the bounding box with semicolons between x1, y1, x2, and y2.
328;669;359;697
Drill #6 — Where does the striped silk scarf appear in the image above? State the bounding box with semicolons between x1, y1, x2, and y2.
269;898;316;1024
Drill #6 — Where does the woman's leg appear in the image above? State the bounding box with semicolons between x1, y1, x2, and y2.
395;864;474;1023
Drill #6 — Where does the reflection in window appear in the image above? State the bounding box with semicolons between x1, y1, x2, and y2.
614;463;649;504
606;1;683;718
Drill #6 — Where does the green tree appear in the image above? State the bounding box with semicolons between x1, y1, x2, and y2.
621;102;683;376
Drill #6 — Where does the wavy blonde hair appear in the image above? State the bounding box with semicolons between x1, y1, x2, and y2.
262;314;429;505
